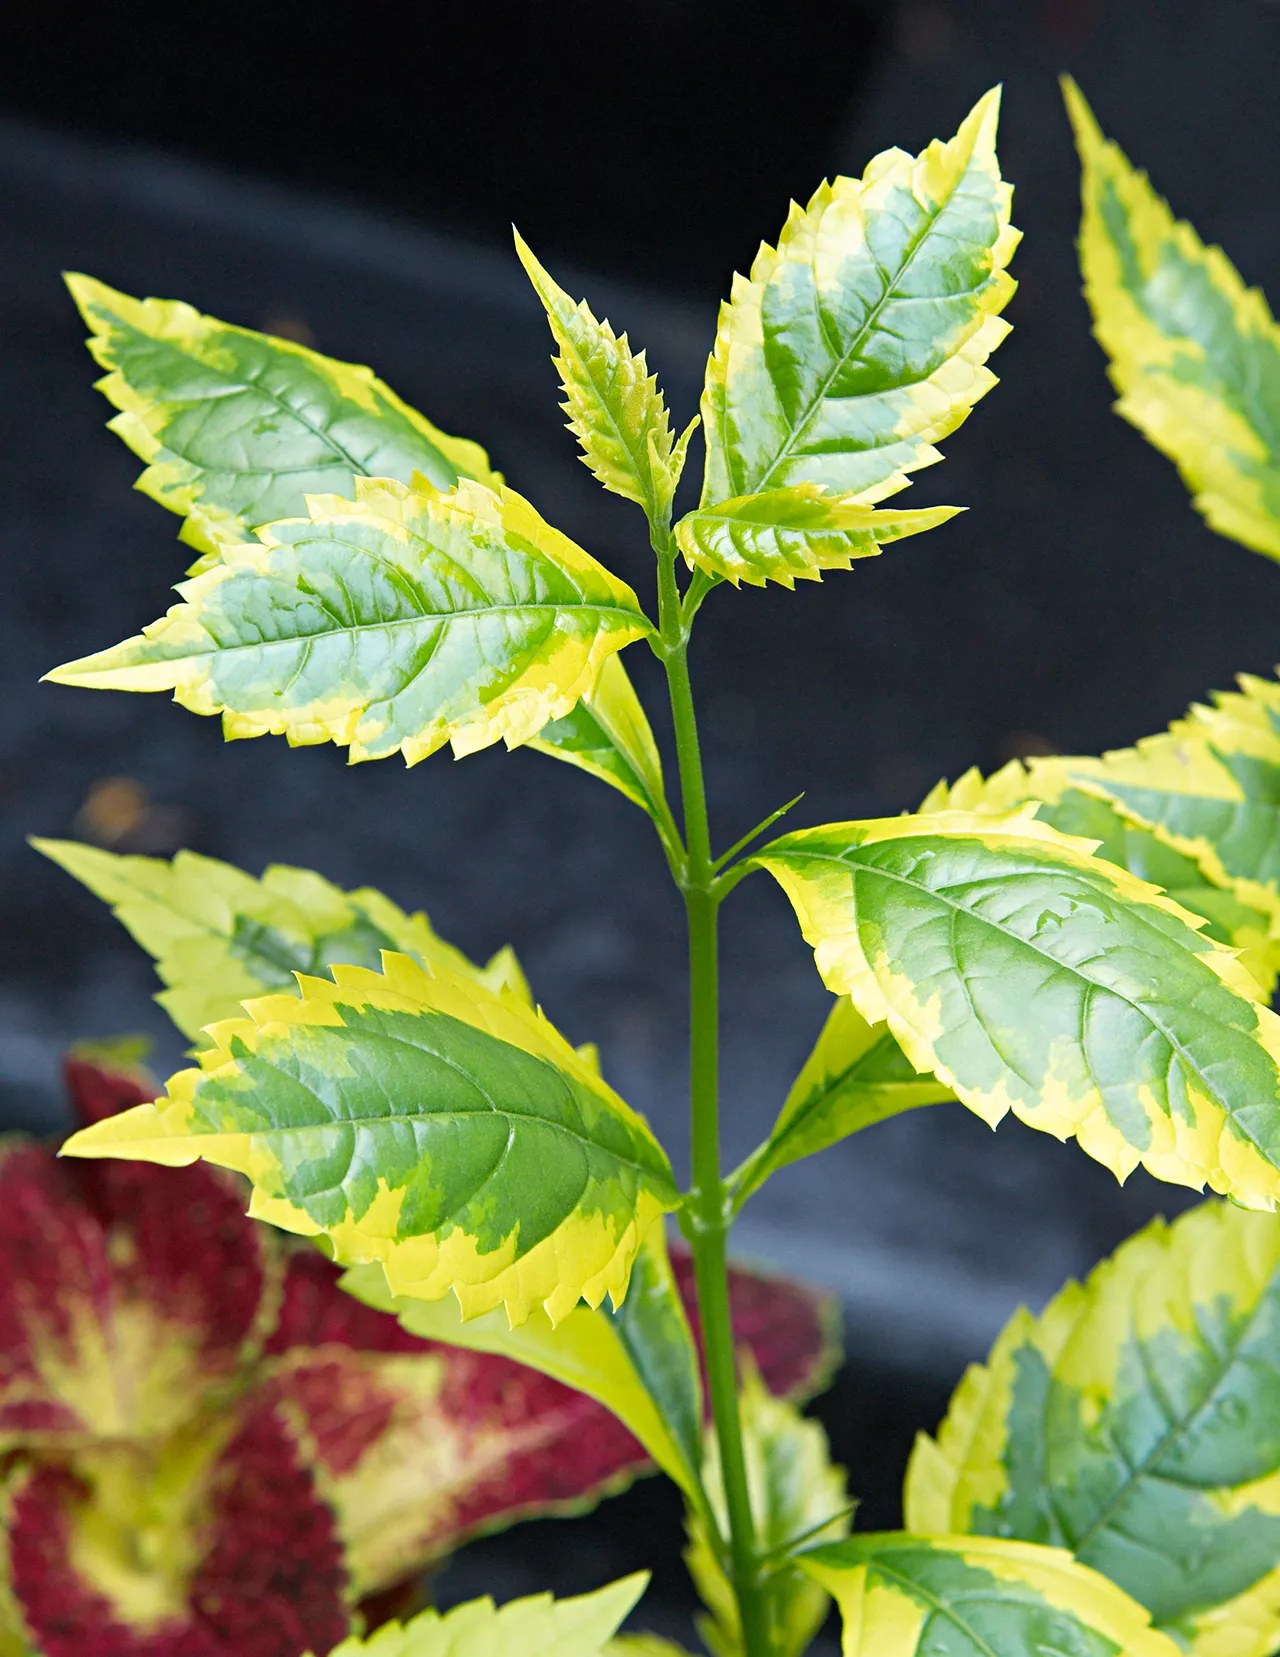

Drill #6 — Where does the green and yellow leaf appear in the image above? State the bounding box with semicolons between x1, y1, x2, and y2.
699;86;1018;509
797;1533;1179;1657
1064;80;1280;561
318;1575;647;1657
67;274;498;571
45;475;652;766
751;809;1280;1207
526;654;669;821
1039;672;1280;939
731;998;952;1211
906;1200;1280;1657
687;1362;849;1657
61;953;679;1326
923;758;1280;998
341;1225;704;1500
515;233;689;523
34;837;528;1042
674;486;958;590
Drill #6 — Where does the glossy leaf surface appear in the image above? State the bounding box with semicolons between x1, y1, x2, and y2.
732;998;953;1210
516;233;688;523
1065;81;1280;561
527;654;668;820
1043;674;1280;935
907;1200;1280;1657
62;955;678;1324
35;838;527;1041
688;1364;849;1657
342;1227;704;1499
798;1533;1178;1657
699;87;1017;508
318;1576;647;1657
923;760;1280;998
674;486;957;589
753;810;1280;1206
46;475;651;766
67;274;497;568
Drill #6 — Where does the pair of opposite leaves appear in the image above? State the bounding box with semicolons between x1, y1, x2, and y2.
51;83;1280;1328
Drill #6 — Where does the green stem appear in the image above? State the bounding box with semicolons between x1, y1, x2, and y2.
655;542;771;1657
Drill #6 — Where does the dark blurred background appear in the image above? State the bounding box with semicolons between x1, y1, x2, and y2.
1;0;1278;1645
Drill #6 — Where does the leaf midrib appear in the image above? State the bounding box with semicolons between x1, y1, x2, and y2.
1063;1278;1277;1559
772;844;1277;1168
747;164;988;496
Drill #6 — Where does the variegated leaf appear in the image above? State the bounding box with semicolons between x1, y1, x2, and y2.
68;273;498;571
0;1137;275;1448
318;1575;647;1657
1040;673;1280;937
44;476;652;767
674;486;958;589
263;1291;649;1595
343;1236;839;1511
341;1227;705;1502
731;997;953;1211
515;233;688;523
699;87;1018;508
797;1534;1179;1657
526;653;669;821
5;1393;350;1657
752;810;1280;1207
687;1363;849;1657
906;1200;1280;1657
1064;80;1280;561
62;954;679;1325
35;838;527;1043
923;759;1280;998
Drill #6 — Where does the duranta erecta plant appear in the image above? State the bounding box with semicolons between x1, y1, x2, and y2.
19;79;1280;1657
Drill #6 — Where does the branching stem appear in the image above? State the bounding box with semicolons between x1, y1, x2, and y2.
655;536;771;1657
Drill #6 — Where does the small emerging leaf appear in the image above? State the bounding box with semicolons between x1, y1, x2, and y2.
700;86;1018;508
674;486;958;589
516;233;686;523
1064;80;1280;561
753;809;1280;1207
907;1199;1280;1657
732;998;953;1210
319;1576;646;1657
35;837;528;1042
527;654;669;821
45;476;652;767
688;1363;849;1657
798;1533;1179;1657
67;274;499;571
62;954;679;1325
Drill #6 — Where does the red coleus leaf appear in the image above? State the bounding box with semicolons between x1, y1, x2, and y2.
254;1245;840;1601
63;1046;158;1128
0;1137;273;1447
6;1392;349;1657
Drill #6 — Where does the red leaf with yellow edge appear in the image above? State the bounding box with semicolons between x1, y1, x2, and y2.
258;1245;840;1601
64;1044;158;1128
6;1393;349;1657
0;1141;274;1447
